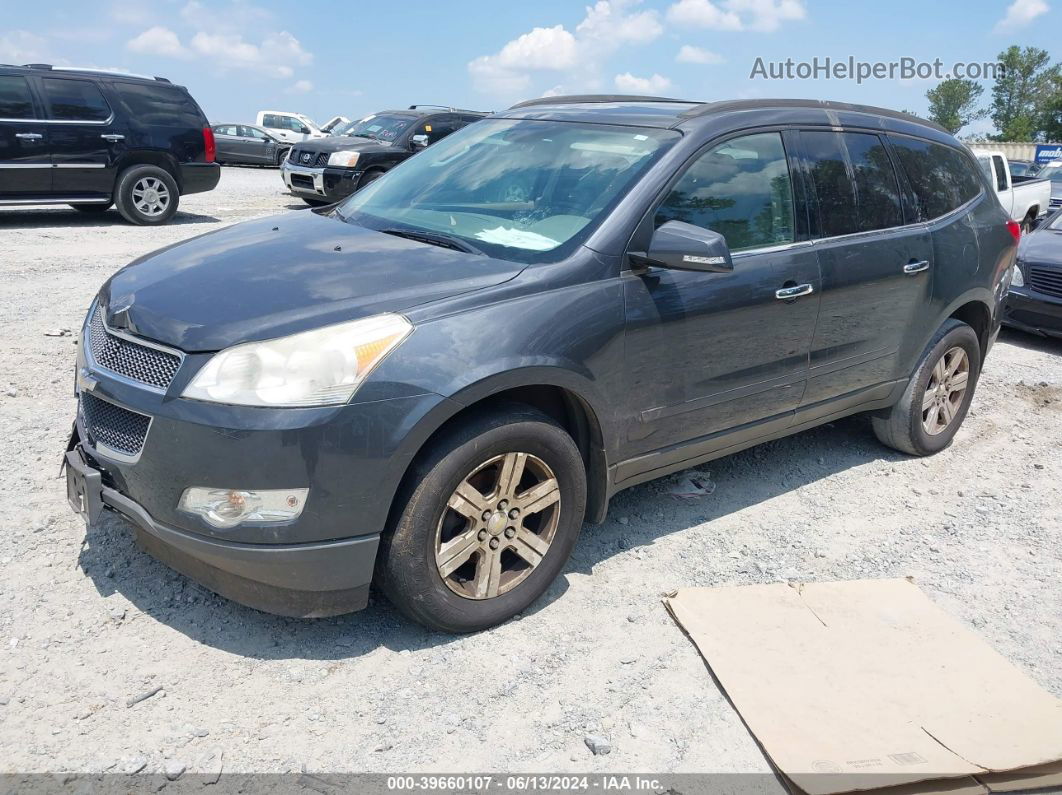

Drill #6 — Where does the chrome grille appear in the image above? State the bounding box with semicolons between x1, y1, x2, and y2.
79;393;150;457
87;307;181;390
1028;265;1062;299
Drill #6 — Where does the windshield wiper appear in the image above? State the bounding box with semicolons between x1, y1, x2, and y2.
380;228;484;255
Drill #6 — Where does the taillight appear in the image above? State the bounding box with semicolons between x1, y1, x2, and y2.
202;126;216;163
1006;219;1021;243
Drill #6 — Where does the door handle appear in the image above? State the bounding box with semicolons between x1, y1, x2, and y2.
775;283;814;300
100;134;125;142
15;132;42;140
903;260;930;274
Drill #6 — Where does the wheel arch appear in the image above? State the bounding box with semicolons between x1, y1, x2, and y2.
114;152;182;191
946;296;994;363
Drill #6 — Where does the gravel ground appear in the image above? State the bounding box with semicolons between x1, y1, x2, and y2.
1;167;1060;781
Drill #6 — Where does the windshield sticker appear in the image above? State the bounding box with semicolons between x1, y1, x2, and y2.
475;226;560;251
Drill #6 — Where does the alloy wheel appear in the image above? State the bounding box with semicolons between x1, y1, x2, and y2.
921;346;970;436
434;452;561;600
131;176;171;217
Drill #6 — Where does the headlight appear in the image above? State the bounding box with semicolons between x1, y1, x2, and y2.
1012;261;1025;288
327;150;360;167
182;314;412;407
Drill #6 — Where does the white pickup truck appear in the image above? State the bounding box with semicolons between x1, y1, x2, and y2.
974;150;1052;232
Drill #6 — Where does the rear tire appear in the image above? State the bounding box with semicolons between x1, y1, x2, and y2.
378;404;587;633
115;165;179;226
70;203;112;214
275;148;290;167
871;319;981;456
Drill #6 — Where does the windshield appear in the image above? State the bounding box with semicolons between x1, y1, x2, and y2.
1038;165;1062;183
336;118;679;263
337;113;414;142
1047;211;1062;231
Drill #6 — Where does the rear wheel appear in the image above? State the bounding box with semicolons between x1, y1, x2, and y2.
275;148;290;167
70;203;112;214
871;319;981;456
378;405;587;633
1021;212;1036;235
115;165;179;225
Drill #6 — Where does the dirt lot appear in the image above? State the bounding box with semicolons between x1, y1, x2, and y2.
1;167;1060;781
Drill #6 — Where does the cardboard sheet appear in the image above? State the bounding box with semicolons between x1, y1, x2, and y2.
665;579;1062;795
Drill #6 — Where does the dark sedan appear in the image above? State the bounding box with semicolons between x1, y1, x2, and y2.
212;124;291;167
1006;209;1062;338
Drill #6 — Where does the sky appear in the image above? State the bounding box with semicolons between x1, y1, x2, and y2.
1;0;1057;137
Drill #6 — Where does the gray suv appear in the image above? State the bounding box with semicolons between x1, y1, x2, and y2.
65;96;1017;632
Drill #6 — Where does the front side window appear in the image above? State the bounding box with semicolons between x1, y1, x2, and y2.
42;78;110;121
338;118;678;264
0;76;36;119
655;132;795;251
888;136;982;220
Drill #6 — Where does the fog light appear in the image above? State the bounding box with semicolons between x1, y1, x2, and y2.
178;487;308;529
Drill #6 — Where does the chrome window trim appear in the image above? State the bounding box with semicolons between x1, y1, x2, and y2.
0;113;115;125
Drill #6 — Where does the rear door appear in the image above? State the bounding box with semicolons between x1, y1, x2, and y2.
795;130;934;406
0;73;51;196
212;125;240;161
39;75;121;196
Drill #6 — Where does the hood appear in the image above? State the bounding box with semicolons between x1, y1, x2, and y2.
1020;226;1062;267
295;136;395;155
99;211;524;352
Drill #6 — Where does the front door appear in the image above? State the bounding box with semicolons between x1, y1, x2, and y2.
794;130;935;405
0;73;51;196
240;126;274;163
39;76;121;196
622;131;821;465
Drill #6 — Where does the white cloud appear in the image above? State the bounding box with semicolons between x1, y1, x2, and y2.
468;0;664;97
188;29;311;78
614;72;673;92
287;79;313;94
127;26;188;58
0;30;49;63
994;0;1049;31
666;0;806;32
676;44;724;64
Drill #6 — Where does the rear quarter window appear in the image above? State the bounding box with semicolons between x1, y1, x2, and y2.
888;136;982;220
113;82;205;127
0;75;36;119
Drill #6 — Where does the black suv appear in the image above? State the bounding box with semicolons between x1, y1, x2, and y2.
281;105;485;205
65;96;1015;633
0;64;219;224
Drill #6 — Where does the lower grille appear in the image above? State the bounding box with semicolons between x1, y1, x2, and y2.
79;392;150;458
290;173;315;189
1029;266;1062;299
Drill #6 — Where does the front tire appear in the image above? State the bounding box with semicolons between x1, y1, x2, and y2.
378;405;587;633
871;319;981;456
115;165;179;225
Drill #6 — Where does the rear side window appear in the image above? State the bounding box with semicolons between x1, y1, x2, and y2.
655;132;795;251
888;136;983;220
42;78;110;121
801;132;860;237
113;82;204;127
992;156;1008;191
844;133;903;231
0;75;36;119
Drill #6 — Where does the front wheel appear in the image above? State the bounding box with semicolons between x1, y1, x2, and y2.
378;405;587;633
115;165;179;225
871;319;981;456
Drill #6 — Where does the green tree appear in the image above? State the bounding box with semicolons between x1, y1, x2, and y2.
990;46;1057;141
926;78;986;134
1038;71;1062;141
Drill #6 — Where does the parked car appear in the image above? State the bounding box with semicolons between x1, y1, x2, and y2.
1005;208;1062;338
0;64;219;224
281;105;486;205
975;150;1051;232
1009;159;1039;178
1037;161;1062;212
255;110;326;144
212;124;290;167
65;96;1015;632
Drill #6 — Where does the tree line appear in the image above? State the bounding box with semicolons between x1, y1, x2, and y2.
922;46;1060;141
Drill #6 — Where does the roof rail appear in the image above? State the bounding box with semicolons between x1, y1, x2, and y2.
22;64;169;82
508;94;696;110
677;98;946;132
407;104;487;114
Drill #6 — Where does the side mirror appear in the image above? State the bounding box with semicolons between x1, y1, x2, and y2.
410;134;429;150
634;220;734;273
